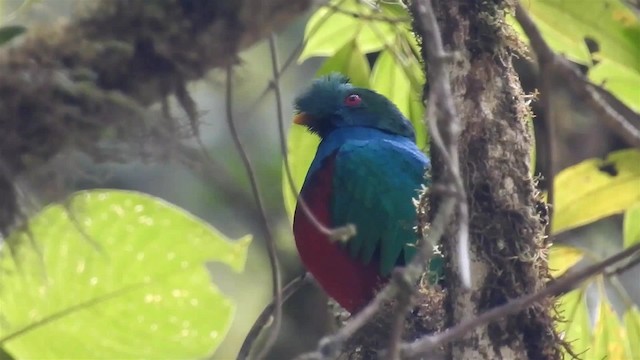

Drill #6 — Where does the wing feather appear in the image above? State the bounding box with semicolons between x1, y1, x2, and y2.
332;138;429;275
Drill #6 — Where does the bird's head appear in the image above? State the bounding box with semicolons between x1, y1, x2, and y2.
293;73;416;140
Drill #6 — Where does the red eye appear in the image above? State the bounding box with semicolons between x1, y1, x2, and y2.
344;94;362;106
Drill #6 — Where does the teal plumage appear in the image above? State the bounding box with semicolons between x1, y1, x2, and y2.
333;138;428;275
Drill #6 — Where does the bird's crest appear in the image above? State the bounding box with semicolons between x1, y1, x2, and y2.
294;72;415;140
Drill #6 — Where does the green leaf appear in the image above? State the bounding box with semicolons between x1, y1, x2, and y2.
593;297;626;360
589;58;640;112
513;0;640;112
548;245;583;277
0;26;25;46
509;9;590;65
623;204;640;248
518;0;640;69
624;307;640;360
558;286;639;359
316;40;371;88
370;49;427;149
299;0;408;62
283;126;321;220
299;2;361;62
0;190;250;359
556;288;591;356
552;149;640;234
356;20;401;55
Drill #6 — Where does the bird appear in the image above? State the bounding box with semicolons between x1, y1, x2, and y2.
292;73;431;313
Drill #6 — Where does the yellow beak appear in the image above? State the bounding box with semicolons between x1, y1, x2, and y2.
293;112;310;125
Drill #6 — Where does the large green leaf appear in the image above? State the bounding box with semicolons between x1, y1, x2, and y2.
316;40;371;88
370;49;427;149
299;0;408;62
552;149;640;234
0;190;250;359
520;0;639;68
624;203;640;248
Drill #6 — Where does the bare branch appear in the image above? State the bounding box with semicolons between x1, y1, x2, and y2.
269;34;356;242
604;253;640;278
401;242;640;358
412;0;470;289
225;67;283;360
238;273;314;360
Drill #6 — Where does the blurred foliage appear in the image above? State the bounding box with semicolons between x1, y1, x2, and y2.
548;245;584;278
0;24;24;45
555;282;640;360
0;190;250;359
513;0;640;111
513;2;640;356
553;149;640;234
0;0;26;45
624;204;640;247
551;150;640;359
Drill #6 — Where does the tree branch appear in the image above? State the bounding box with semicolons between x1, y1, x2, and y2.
225;66;282;360
400;242;640;358
238;273;314;360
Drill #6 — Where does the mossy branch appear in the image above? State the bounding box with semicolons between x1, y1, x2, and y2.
0;0;312;233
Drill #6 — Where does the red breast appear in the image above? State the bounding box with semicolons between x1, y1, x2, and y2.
293;156;386;313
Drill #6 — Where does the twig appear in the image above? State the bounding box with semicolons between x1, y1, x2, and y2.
237;273;314;360
400;242;640;358
225;66;283;360
604;253;640;278
515;2;640;150
412;0;470;288
268;34;355;243
325;3;411;23
386;268;417;360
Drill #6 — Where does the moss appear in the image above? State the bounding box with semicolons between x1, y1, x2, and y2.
412;0;563;358
0;0;311;233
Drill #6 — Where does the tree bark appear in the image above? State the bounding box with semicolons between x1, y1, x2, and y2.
0;0;312;234
415;0;562;358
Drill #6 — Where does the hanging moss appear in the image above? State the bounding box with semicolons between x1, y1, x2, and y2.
0;0;311;234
